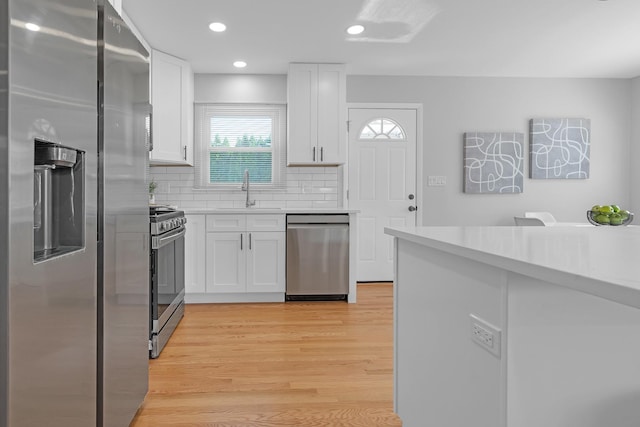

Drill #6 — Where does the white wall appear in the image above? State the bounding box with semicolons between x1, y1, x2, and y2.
194;74;286;104
631;77;640;215
348;76;633;225
152;74;634;221
151;74;339;209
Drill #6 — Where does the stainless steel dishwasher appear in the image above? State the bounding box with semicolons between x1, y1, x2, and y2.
286;214;349;300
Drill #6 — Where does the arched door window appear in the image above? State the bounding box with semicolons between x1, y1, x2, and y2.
358;118;406;140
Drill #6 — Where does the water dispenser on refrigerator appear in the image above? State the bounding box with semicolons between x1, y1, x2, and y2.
33;140;85;262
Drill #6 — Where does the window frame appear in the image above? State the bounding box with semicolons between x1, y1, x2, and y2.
194;104;287;189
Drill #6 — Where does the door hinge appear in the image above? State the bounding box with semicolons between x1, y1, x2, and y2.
346;120;350;132
346;189;349;200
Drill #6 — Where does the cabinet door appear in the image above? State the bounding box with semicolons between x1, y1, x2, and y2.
317;63;346;164
184;215;206;294
287;63;318;165
182;66;194;165
206;232;246;293
246;232;285;293
150;49;193;165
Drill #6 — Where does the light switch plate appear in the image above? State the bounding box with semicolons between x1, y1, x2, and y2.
428;175;447;186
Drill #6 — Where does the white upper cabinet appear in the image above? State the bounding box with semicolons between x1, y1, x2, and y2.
287;63;346;165
150;49;194;165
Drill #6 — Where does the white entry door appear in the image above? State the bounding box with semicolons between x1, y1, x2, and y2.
348;108;418;281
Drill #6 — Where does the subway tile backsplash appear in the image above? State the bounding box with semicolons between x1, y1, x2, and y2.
150;166;341;209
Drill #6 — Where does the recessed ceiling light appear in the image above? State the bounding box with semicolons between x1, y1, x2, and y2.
346;24;365;35
209;22;226;32
233;61;247;68
25;22;41;32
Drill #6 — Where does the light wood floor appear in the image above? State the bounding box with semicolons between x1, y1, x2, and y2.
130;284;401;427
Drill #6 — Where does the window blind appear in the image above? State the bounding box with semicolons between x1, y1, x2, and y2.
194;104;286;188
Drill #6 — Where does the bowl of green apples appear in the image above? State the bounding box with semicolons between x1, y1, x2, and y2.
587;205;634;226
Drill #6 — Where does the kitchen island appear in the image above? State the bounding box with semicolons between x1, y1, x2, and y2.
385;226;640;427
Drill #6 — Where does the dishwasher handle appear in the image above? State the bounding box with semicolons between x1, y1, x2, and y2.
286;223;348;230
287;214;349;225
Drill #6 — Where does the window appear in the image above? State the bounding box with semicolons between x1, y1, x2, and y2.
359;118;406;140
195;104;286;188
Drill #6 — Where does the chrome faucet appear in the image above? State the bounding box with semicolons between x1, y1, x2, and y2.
241;169;256;208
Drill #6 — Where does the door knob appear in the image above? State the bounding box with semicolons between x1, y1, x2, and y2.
408;206;417;212
408;194;414;200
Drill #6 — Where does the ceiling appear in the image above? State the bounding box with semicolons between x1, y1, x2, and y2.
123;0;640;78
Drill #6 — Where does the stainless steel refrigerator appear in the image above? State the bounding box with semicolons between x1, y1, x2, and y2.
0;1;150;426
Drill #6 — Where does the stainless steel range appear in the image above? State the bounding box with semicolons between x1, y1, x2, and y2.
149;206;186;358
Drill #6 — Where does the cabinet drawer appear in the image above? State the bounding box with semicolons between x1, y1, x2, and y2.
206;214;247;232
246;214;285;232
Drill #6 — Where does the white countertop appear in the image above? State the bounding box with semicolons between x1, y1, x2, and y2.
385;226;640;309
182;207;358;215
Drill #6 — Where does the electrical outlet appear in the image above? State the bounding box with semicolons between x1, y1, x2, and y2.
472;323;493;348
469;314;501;358
427;175;447;186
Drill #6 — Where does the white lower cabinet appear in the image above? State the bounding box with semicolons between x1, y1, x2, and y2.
246;232;285;293
185;213;285;303
205;232;245;293
206;231;285;294
184;214;206;294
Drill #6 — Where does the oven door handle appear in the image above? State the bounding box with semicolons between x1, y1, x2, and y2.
152;227;186;249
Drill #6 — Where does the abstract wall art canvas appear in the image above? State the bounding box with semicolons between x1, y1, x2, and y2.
463;132;524;194
530;118;590;179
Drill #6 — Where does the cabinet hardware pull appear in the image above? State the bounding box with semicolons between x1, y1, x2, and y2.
249;233;252;250
240;233;243;250
147;110;153;152
313;146;316;162
320;147;324;162
183;146;187;161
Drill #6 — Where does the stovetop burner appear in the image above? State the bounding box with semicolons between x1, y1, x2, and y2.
149;205;175;214
150;205;183;221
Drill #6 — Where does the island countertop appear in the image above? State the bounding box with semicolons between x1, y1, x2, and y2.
385;225;640;310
